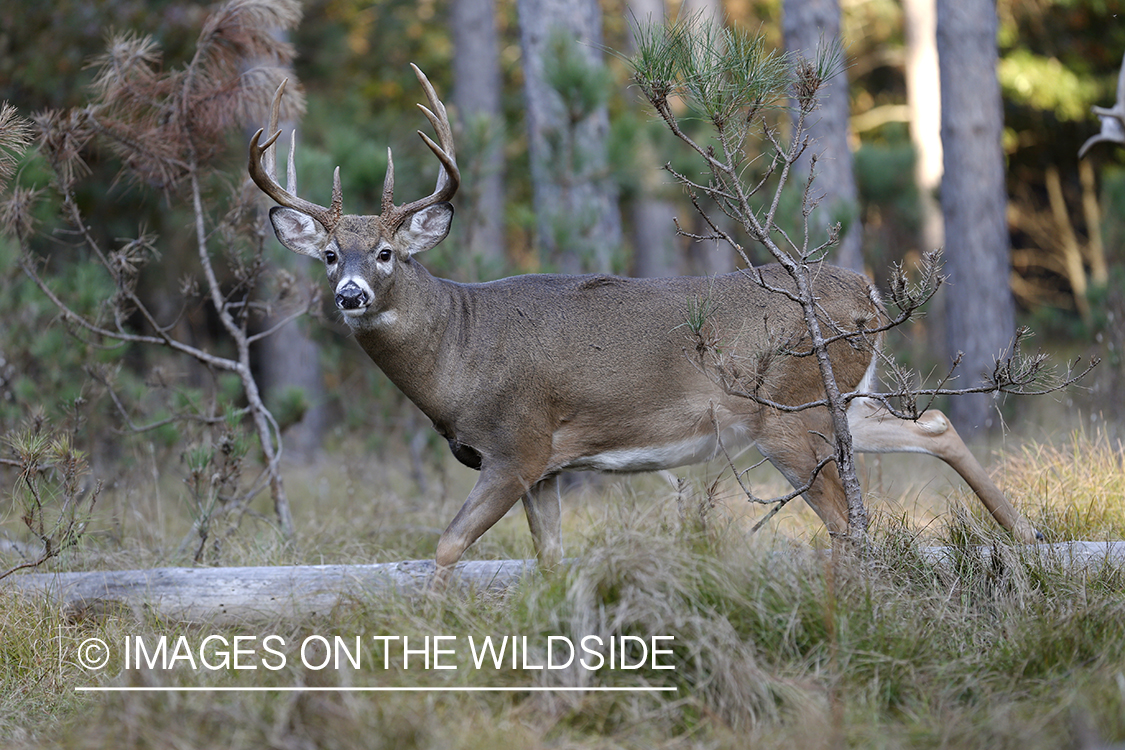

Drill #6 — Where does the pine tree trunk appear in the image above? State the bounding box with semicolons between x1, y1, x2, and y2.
904;0;944;255
904;0;947;371
517;0;622;273
782;0;864;272
937;0;1014;436
451;0;506;275
255;289;326;463
626;0;681;278
249;117;326;464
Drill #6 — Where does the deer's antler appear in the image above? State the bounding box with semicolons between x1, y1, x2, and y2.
248;78;343;231
379;64;461;231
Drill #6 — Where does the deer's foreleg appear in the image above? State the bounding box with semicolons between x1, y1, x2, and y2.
432;459;545;588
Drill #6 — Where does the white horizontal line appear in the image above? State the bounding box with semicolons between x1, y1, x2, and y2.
76;685;677;693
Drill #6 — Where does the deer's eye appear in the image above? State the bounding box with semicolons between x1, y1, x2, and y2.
377;248;393;263
324;249;338;265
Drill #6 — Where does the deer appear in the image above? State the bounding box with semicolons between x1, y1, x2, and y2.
248;65;1040;584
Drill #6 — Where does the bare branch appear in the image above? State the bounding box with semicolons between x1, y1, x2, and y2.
18;253;244;373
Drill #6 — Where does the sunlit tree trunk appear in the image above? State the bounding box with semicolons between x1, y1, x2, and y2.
782;0;864;272
937;0;1014;435
451;0;506;276
518;0;622;273
904;0;943;255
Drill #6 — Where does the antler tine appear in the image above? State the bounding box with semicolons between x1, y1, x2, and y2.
286;130;297;193
330;167;342;223
381;147;397;215
417;130;459;194
412;63;460;197
248;78;343;231
411;64;448;136
261;77;285;181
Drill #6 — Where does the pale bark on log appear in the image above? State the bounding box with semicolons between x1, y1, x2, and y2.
4;559;534;625
5;542;1124;625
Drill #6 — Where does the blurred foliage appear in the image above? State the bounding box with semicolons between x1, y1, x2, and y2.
840;0;1125;394
995;0;1125;262
853;125;921;276
1101;164;1125;253
4;0;1122;273
0;1;205;111
999;48;1103;121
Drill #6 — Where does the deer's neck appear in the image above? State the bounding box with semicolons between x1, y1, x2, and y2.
349;262;467;429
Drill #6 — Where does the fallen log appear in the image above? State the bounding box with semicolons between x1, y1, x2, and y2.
918;539;1125;570
4;558;533;624
4;541;1123;625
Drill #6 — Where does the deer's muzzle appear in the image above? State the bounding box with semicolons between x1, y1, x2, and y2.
335;281;369;311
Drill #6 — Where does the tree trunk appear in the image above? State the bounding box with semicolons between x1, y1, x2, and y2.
630;198;682;277
903;0;943;256
255;278;326;464
517;0;623;273
903;0;946;371
451;0;506;276
782;0;864;272
680;0;736;276
626;0;681;278
245;44;326;465
250;118;326;465
937;0;1014;436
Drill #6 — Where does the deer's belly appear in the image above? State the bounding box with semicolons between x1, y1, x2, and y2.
563;426;755;473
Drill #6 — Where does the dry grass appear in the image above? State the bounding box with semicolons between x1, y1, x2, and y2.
996;428;1125;541
1;430;1124;749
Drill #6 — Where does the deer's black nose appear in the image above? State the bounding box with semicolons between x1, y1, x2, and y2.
335;282;368;310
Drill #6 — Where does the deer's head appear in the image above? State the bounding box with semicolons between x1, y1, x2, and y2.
248;65;459;324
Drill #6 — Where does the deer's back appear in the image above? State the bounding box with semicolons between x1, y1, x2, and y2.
449;263;878;421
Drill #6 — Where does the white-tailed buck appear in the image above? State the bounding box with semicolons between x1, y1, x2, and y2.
249;66;1039;580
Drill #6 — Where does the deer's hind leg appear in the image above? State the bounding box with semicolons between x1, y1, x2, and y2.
847;398;1040;542
522;475;563;570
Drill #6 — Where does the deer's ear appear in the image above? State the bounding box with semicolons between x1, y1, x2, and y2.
395;203;453;256
270;207;328;258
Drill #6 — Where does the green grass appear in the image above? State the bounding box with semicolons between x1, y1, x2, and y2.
1;431;1124;749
